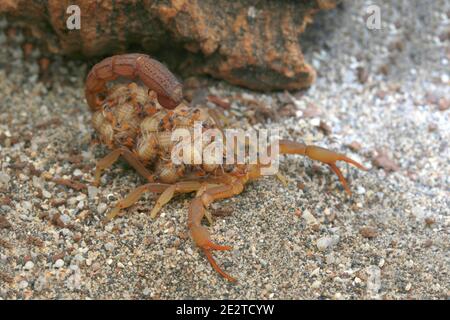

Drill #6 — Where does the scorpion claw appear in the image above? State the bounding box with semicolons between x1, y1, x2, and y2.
190;223;236;282
202;248;237;283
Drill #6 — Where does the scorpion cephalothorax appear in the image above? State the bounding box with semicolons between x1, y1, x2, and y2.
86;54;367;282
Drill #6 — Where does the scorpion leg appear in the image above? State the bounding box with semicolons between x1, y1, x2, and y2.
279;139;367;195
94;147;154;186
150;181;222;220
104;183;170;223
188;177;245;282
149;181;202;218
105;180;204;222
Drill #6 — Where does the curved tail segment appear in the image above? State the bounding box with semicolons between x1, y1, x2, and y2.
85;53;183;111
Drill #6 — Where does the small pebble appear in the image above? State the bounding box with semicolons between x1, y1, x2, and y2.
97;203;108;215
360;227;378;239
316;235;340;251
23;261;34;270
54;259;64;268
18;280;28;289
42;189;52;199
88;186;99;199
311;280;321;289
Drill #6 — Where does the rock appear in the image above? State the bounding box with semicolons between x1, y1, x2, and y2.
0;172;10;187
18;280;28;289
143;287;151;296
104;242;115;251
356;186;366;195
59;214;71;226
97;203;108;215
0;216;11;229
372;149;399;172
23;261;34;270
316;235;340;251
53;259;64;268
42;189;52;199
0;0;338;91
87;186;99;199
34;276;47;291
359;227;378;239
303;209;320;230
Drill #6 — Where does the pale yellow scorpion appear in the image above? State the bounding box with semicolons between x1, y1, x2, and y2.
85;53;367;282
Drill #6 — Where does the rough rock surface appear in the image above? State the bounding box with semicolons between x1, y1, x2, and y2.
0;0;337;91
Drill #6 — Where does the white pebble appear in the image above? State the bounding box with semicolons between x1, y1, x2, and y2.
310;267;320;277
23;261;34;270
88;186;99;199
54;259;65;268
97;203;108;215
104;242;114;251
42;189;52;199
18;280;28;289
302;209;318;226
22;201;33;211
316;235;340;251
59;214;71;225
73;169;83;177
357;186;366;195
32;176;44;189
77;201;84;210
69;264;79;272
143;287;151;296
0;172;10;186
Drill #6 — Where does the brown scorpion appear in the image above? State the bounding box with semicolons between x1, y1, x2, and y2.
85;53;367;282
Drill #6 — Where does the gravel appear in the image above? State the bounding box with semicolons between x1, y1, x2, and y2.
0;0;448;299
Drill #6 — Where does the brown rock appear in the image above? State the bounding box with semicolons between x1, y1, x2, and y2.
347;141;362;152
0;216;12;229
319;120;332;135
438;98;449;111
372;149;399;172
1;0;338;91
359;227;378;239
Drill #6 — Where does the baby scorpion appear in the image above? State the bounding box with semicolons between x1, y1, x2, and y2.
85;53;367;282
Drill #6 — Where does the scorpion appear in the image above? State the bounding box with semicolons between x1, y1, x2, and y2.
85;53;367;282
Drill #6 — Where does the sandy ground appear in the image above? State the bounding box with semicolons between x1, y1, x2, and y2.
0;1;448;299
